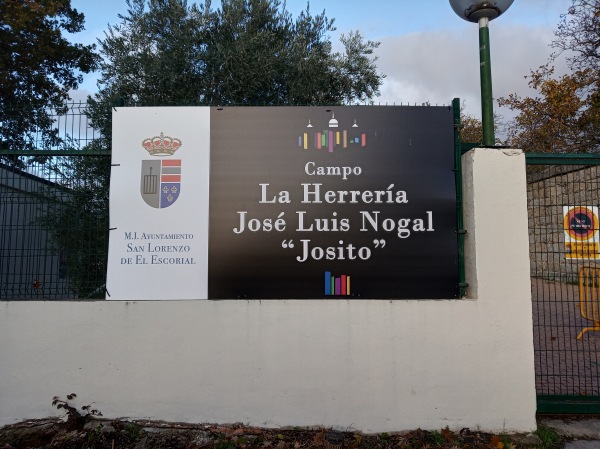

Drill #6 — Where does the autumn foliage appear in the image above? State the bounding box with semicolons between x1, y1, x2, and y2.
499;66;599;153
499;0;600;154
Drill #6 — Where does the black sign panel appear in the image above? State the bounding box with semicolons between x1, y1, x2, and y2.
208;106;458;299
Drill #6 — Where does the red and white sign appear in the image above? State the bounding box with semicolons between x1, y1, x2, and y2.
563;206;600;259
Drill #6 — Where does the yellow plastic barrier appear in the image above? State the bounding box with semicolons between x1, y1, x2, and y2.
578;266;600;340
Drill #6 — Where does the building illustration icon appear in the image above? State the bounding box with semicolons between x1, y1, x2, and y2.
298;112;368;152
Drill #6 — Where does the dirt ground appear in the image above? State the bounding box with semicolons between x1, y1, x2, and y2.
0;415;560;449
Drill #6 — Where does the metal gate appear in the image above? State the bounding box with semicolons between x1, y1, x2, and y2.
527;153;600;413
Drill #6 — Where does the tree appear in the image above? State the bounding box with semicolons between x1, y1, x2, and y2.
459;112;483;144
457;102;503;145
553;0;600;73
499;65;599;153
55;0;383;297
0;0;98;157
499;0;600;153
86;0;384;139
41;155;111;298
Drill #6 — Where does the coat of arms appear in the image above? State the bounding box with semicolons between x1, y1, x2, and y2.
140;132;182;208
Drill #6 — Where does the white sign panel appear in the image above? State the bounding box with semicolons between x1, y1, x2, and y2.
106;107;210;300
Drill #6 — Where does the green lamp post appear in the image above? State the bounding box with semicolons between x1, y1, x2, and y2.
449;0;514;146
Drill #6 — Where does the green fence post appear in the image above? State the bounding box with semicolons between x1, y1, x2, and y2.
453;98;468;297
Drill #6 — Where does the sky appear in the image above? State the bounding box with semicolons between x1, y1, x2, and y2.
68;0;573;120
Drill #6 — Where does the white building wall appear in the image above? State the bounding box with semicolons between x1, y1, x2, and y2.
0;148;536;433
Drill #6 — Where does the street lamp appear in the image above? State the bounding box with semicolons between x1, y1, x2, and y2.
449;0;514;146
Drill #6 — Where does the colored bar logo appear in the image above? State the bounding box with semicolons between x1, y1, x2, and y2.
324;271;351;296
298;113;368;152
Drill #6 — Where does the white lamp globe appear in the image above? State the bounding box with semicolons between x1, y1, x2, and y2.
449;0;514;22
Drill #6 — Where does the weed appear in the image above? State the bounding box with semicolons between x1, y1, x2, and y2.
124;423;143;439
500;433;513;448
427;430;446;447
83;424;104;449
216;438;236;449
535;425;561;449
377;432;390;444
51;394;103;431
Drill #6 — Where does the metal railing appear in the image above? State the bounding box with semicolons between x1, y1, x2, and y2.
0;102;110;299
526;154;600;413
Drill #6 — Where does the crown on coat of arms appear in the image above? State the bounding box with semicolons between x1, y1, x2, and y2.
141;132;182;156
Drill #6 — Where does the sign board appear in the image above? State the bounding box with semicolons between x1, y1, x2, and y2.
563;206;600;259
107;107;210;300
107;106;459;300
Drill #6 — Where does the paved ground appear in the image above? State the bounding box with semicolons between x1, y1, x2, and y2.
532;278;600;396
540;417;600;438
531;278;600;447
539;417;600;448
565;442;600;449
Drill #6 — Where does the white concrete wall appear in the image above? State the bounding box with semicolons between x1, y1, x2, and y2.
0;148;536;433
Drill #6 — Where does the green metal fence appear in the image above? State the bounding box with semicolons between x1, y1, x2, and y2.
526;153;600;414
0;102;110;299
2;101;467;301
